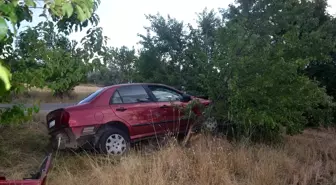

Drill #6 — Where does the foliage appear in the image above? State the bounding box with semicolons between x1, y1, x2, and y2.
1;0;336;142
0;0;99;125
14;21;91;97
135;14;188;86
83;0;336;142
0;104;39;125
54;0;101;34
0;63;10;95
88;46;137;85
210;0;335;141
130;0;336;141
0;0;100;94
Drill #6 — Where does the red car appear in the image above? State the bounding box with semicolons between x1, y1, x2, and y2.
46;83;210;155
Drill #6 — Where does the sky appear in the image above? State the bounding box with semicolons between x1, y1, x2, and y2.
68;0;232;49
22;0;336;49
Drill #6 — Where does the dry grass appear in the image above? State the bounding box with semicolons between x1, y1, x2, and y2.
11;84;101;103
0;113;49;179
48;129;336;185
1;115;336;185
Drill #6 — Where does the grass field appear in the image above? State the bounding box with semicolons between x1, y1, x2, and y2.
11;84;101;103
0;114;335;185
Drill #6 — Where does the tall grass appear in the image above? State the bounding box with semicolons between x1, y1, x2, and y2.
1;114;335;185
49;129;336;185
0;114;49;179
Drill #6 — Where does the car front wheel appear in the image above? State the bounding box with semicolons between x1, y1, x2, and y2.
203;117;218;132
98;128;130;155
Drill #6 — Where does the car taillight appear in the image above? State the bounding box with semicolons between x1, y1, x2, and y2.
60;111;70;126
47;109;71;129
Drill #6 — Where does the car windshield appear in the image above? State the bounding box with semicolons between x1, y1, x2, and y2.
78;88;104;105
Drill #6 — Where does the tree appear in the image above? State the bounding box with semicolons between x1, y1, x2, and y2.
183;8;221;96
14;20;101;97
209;0;335;141
136;11;221;96
0;0;100;125
133;0;336;141
106;46;136;83
88;46;137;85
0;0;100;96
136;14;188;87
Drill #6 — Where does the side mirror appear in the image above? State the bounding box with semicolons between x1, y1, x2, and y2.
180;94;192;102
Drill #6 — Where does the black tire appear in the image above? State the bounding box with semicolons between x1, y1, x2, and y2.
98;128;130;155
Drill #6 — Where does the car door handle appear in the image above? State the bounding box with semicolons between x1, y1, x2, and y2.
116;107;127;112
160;105;169;108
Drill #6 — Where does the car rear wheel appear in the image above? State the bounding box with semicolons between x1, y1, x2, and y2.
98;128;130;155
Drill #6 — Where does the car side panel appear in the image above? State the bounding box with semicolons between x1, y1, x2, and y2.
109;103;164;139
144;84;191;134
64;106;119;138
57;84;211;143
154;101;190;134
64;87;134;138
107;85;167;139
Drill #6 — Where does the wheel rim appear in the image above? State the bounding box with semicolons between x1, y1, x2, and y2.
105;134;127;155
204;117;218;131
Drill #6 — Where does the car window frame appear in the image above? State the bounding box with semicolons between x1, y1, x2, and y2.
109;85;154;105
145;85;183;103
78;87;105;105
109;89;123;104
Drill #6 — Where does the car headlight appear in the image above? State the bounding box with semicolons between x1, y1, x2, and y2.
49;120;55;128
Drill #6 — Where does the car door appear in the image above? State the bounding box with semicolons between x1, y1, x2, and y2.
109;85;163;139
146;85;189;134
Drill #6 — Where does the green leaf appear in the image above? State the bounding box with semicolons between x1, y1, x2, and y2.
8;11;18;25
62;3;74;18
24;0;36;7
33;105;40;113
0;3;13;14
0;63;11;95
0;17;8;41
75;5;85;22
11;0;19;7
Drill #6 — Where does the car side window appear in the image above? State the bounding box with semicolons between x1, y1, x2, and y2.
148;85;183;102
111;91;123;104
111;85;151;104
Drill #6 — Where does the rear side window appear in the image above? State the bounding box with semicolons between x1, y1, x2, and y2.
111;91;123;104
111;85;151;104
78;88;104;105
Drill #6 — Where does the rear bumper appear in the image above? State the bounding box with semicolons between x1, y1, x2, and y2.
49;128;95;150
50;128;77;150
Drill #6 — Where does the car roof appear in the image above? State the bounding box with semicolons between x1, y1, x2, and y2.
104;83;174;89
